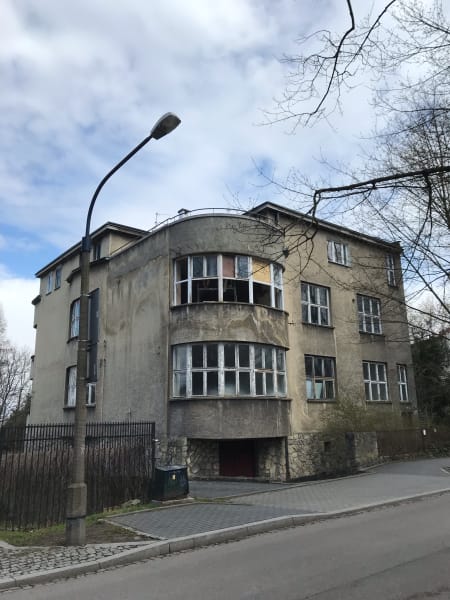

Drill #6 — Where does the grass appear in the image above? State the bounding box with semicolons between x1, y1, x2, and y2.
0;502;163;547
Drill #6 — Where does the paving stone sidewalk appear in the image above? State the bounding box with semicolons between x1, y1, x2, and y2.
1;456;450;589
0;543;152;581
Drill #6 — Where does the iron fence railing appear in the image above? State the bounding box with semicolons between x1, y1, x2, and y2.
0;421;156;530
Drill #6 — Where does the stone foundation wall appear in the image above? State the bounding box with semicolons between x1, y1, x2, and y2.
288;432;356;480
187;439;220;478
353;431;379;467
158;431;380;481
255;438;286;481
157;437;188;467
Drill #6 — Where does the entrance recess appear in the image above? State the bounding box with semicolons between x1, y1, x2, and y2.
219;439;256;477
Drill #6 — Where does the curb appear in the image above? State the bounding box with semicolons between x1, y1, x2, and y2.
2;486;450;592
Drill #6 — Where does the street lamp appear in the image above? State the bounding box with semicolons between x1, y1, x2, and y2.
66;112;181;546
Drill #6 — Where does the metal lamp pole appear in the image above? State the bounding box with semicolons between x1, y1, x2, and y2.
66;113;181;546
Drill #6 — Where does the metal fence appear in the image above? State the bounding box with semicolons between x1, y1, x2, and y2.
376;427;450;458
0;421;156;530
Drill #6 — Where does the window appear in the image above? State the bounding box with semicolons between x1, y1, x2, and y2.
301;283;330;326
363;361;388;401
386;254;396;286
357;294;382;334
305;355;336;400
86;383;96;406
327;240;350;266
172;342;286;398
54;266;62;290
65;366;77;407
93;242;102;261
174;254;283;309
46;272;53;294
69;299;80;338
397;365;409;402
65;368;96;407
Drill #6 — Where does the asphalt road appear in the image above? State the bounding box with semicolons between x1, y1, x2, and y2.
5;493;450;600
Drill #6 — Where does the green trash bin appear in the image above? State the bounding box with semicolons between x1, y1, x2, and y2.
152;465;189;501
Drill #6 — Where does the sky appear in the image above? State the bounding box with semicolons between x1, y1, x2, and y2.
0;0;394;349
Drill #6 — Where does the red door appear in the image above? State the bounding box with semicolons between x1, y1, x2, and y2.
219;440;256;477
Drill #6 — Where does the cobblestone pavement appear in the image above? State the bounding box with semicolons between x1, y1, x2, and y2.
109;503;317;539
1;457;450;588
0;543;150;580
189;480;291;499
230;465;450;512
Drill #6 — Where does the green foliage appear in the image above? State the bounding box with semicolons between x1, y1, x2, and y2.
412;335;450;423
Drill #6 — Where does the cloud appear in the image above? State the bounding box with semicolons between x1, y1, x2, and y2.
0;0;400;346
0;267;38;350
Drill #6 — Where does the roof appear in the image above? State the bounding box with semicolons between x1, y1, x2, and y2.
248;202;402;251
35;222;147;277
35;202;402;279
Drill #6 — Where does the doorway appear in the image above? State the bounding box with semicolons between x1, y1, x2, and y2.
219;439;256;477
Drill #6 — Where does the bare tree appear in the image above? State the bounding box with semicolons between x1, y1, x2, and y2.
264;0;450;329
0;307;31;426
268;0;450;129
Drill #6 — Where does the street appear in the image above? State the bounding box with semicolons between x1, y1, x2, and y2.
4;492;450;599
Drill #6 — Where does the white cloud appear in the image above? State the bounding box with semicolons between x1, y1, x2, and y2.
0;269;38;350
0;0;406;345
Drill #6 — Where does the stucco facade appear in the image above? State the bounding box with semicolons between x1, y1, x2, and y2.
29;203;416;480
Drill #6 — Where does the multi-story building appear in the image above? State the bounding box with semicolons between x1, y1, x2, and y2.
29;202;416;480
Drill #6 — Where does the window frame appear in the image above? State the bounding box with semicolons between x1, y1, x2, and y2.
386;254;397;286
46;272;53;294
327;240;350;266
301;282;331;327
305;355;336;401
54;266;62;290
397;364;409;403
65;366;77;407
174;254;283;309
363;361;389;402
172;342;287;398
69;298;81;339
357;294;382;335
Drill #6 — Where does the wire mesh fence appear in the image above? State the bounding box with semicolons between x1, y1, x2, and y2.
0;421;155;530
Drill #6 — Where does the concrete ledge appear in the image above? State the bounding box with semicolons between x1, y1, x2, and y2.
0;576;16;591
191;525;249;548
10;561;101;589
169;537;195;553
245;515;295;535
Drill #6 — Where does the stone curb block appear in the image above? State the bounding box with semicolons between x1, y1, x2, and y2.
3;487;450;591
0;576;16;591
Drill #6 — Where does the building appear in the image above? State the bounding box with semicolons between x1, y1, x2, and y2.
29;202;416;480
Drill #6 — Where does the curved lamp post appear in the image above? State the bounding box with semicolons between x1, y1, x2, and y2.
66;113;181;546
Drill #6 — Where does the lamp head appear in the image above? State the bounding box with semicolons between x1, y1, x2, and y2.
150;112;181;140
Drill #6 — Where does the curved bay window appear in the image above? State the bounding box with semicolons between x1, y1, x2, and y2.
174;254;283;309
173;342;287;398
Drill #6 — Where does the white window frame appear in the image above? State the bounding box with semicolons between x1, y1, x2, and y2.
301;283;330;326
327;240;350;266
397;364;409;402
357;294;382;334
363;361;389;401
172;342;287;398
86;383;96;406
305;355;336;400
66;366;77;407
174;254;283;309
46;272;53;294
386;254;396;286
69;298;80;339
54;266;62;290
